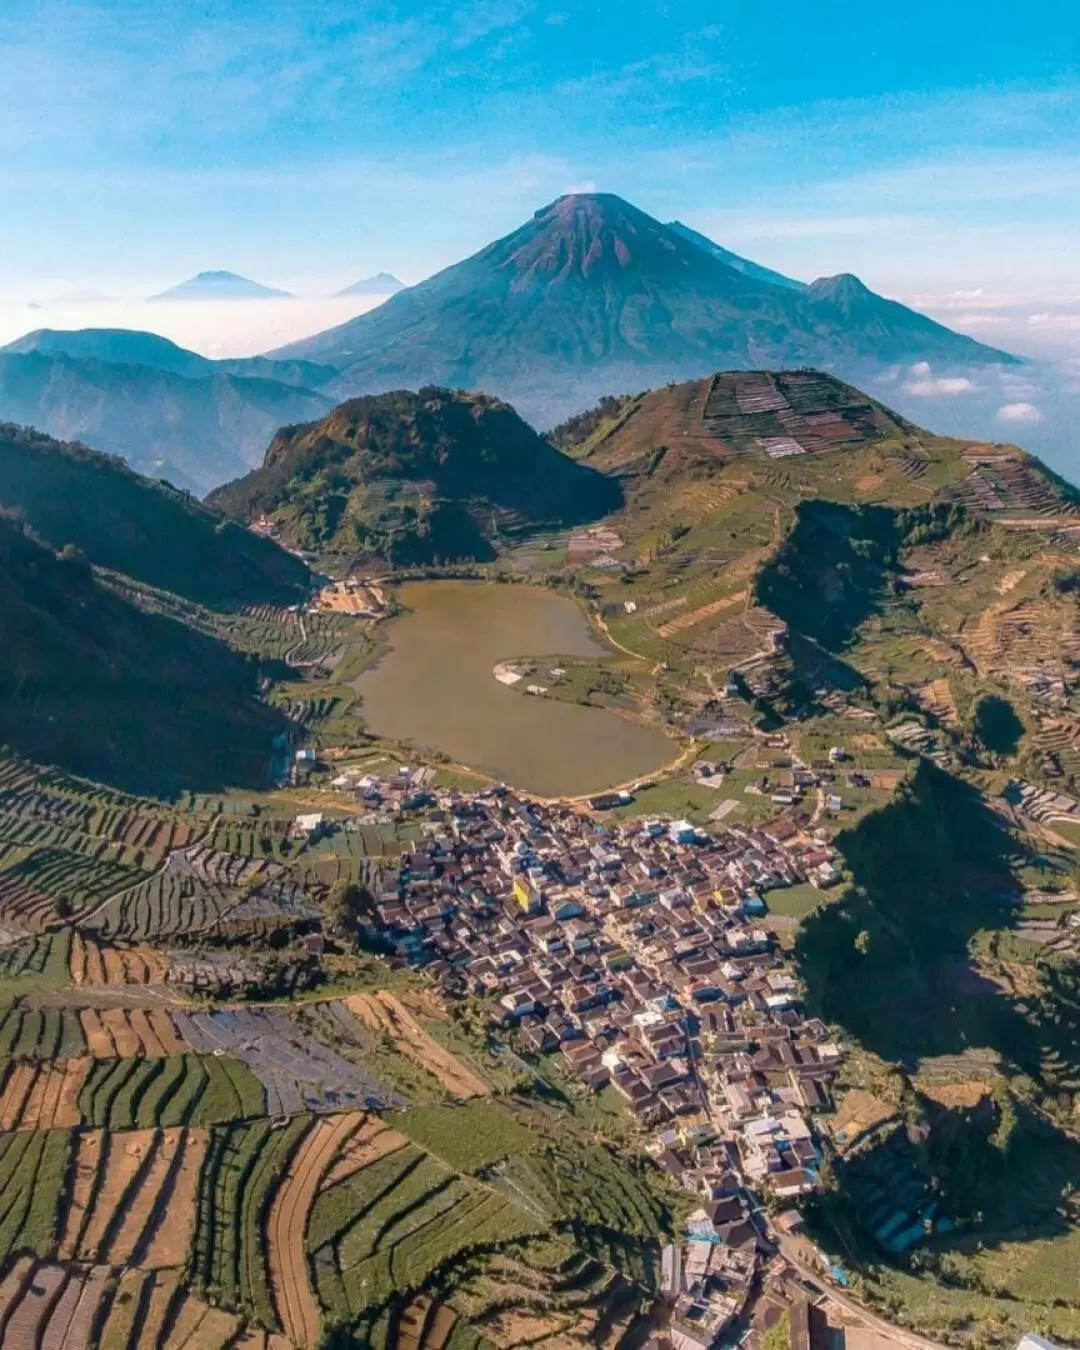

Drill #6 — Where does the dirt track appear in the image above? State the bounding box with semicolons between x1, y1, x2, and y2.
268;1113;364;1347
344;991;489;1099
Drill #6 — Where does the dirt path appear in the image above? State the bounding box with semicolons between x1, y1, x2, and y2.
344;991;490;1098
267;1113;364;1347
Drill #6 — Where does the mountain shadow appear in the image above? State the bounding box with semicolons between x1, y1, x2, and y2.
756;500;974;650
0;423;309;607
0;515;287;796
795;761;1029;1062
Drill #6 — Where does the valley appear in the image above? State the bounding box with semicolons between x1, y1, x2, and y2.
0;363;1076;1350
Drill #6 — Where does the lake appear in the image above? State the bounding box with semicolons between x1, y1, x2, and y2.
355;581;675;796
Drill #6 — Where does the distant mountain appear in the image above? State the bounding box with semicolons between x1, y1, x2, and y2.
272;193;1019;428
0;350;334;492
666;220;806;291
150;270;293;302
0;422;309;607
207;387;620;562
335;273;405;297
0;513;287;794
1;328;337;390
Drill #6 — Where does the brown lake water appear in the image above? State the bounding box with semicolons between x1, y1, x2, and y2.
355;581;674;796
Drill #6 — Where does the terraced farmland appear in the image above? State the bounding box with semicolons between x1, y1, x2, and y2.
79;1007;191;1058
0;1129;71;1261
309;1139;546;1326
191;1116;311;1329
0;1006;87;1059
0;1260;246;1350
69;933;167;984
59;1126;207;1267
0;1059;88;1129
78;1054;266;1129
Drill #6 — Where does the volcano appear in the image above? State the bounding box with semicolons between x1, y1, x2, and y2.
272;193;1018;426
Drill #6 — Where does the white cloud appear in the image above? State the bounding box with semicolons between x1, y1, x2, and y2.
902;362;975;396
997;401;1043;423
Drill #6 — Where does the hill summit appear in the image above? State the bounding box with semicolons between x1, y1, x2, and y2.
207;386;620;562
272;192;1018;428
150;270;293;301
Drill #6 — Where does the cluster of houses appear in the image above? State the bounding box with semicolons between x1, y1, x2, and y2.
367;786;843;1204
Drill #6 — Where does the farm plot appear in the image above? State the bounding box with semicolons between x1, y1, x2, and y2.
191;1116;309;1329
308;1142;544;1326
344;992;490;1099
176;1007;403;1114
0;847;147;928
0;931;71;987
59;1126;207;1268
206;878;322;940
33;1263;247;1350
0;1007;86;1059
79;1008;191;1058
83;871;244;942
78;1054;265;1129
267;1113;367;1346
0;1059;88;1129
69;932;167;984
0;1129;71;1265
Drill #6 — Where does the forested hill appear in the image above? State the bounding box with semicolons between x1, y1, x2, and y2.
207;386;621;562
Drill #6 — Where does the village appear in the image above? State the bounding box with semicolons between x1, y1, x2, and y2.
322;766;853;1350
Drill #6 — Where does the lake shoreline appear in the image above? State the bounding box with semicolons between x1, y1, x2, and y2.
352;579;676;797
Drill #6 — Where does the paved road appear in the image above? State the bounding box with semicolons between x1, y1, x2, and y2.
777;1237;944;1350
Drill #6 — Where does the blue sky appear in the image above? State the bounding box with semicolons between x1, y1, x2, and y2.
1;1;1078;332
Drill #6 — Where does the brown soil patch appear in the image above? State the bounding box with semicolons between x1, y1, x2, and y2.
2;1262;67;1347
79;1009;116;1057
150;1009;191;1056
830;1089;898;1154
142;1128;208;1269
106;1128;198;1265
322;1115;409;1189
164;1297;242;1350
136;1269;183;1350
855;472;886;494
79;1130;158;1258
101;1007;141;1057
128;1008;166;1057
424;1303;458;1350
344;991;489;1098
268;1113;364;1347
920;1081;992;1110
654;588;747;638
96;1268;148;1350
0;1059;87;1130
75;936;167;985
69;934;88;985
398;1296;432;1350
